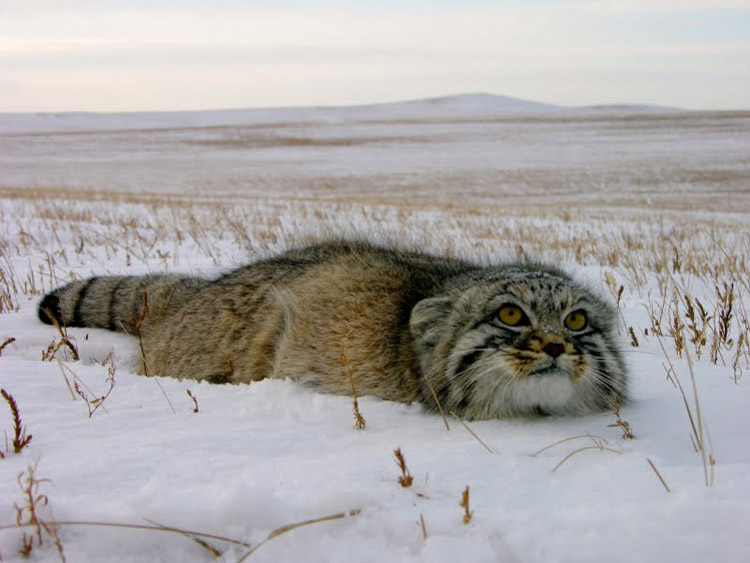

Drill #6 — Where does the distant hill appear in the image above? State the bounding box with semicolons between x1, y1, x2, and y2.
0;93;677;134
344;93;562;117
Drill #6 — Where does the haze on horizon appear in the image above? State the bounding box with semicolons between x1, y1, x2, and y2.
1;0;748;113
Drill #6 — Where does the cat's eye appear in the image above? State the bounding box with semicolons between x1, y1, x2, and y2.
564;310;588;332
498;304;529;327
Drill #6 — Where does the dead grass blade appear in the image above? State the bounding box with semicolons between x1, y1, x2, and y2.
235;509;361;562
0;336;16;356
144;517;223;558
0;520;254;552
459;486;473;525
646;458;671;493
421;373;450;431
131;291;176;414
450;410;496;454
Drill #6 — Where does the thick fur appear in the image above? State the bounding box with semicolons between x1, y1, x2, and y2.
38;241;627;419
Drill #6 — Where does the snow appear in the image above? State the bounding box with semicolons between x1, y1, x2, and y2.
1;95;749;562
2;303;749;563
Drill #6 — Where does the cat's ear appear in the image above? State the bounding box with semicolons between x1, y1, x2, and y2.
410;296;453;353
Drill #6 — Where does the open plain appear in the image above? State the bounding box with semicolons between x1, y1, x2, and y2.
1;95;749;562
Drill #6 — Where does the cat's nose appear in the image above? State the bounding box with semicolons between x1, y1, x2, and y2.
543;342;565;358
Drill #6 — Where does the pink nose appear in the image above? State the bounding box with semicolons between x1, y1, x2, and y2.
543;342;565;358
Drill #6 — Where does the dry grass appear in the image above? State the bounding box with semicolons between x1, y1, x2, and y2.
393;448;414;488
13;463;66;561
531;434;622;473
1;389;33;457
646;458;671;493
3;505;362;562
657;335;716;486
186;389;199;413
339;330;366;430
609;397;635;440
234;509;361;562
39;310;79;363
450;411;496;454
459;486;473;525
73;357;116;419
128;290;176;414
0;336;16;356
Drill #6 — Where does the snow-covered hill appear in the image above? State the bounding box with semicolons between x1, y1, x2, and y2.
0;93;666;134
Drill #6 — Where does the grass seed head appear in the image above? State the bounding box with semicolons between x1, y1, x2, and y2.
393;448;413;488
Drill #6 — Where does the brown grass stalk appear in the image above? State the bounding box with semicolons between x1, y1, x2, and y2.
340;330;366;430
421;373;450;431
0;336;16;356
608;397;635;439
628;326;640;347
235;509;361;562
143;518;222;558
39;306;79;362
393;448;414;488
186;390;199;413
646;458;671;493
1;388;32;455
0;519;254;554
459;486;473;525
131;291;176;414
656;333;715;486
73;372;115;419
14;463;66;561
450;410;496;453
531;434;621;471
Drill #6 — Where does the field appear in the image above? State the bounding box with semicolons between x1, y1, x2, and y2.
1;95;749;562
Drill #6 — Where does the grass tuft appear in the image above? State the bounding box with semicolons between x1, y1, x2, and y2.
14;463;66;562
73;359;116;419
39;307;79;362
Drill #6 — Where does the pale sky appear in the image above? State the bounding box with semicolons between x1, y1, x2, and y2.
1;0;748;112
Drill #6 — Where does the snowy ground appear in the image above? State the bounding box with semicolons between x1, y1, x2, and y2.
1;95;749;562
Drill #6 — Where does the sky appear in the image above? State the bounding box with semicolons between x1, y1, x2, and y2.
0;0;748;112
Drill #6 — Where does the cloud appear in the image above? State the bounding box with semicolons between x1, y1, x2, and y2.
580;0;750;13
0;1;747;111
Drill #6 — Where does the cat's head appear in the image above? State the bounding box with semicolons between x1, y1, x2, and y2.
409;264;627;420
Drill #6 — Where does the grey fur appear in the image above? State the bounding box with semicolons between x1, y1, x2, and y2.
39;241;627;420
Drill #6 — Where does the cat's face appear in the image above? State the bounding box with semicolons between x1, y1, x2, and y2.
410;266;627;420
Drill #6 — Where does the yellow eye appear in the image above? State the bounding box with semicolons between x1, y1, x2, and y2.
564;310;588;331
498;304;527;327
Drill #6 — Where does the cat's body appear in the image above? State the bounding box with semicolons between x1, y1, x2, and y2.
38;241;626;420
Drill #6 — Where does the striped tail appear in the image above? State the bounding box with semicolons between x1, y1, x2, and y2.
38;274;206;332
